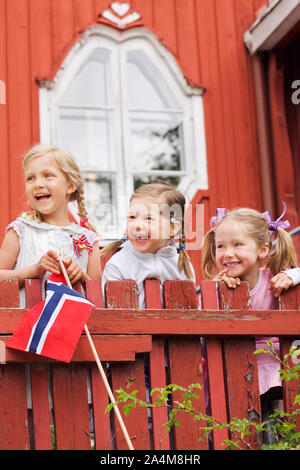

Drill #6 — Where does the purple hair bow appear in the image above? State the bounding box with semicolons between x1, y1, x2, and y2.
209;208;226;231
262;201;290;237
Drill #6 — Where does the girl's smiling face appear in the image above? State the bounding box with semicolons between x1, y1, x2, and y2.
24;153;76;225
215;220;269;289
127;197;179;254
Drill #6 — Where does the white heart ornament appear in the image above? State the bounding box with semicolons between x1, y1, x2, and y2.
111;2;130;17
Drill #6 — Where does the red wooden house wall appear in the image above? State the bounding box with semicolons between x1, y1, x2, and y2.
0;0;298;282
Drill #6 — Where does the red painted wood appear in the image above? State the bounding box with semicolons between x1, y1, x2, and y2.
0;364;29;449
51;364;91;450
279;285;300;429
85;279;103;307
107;280;150;450
2;334;152;363
200;280;229;449
268;52;298;229
164;281;207;450
30;364;52;450
144;279;170;450
219;282;261;449
24;279;51;450
0;0;10;238
0;279;20;307
105;280;139;309
91;363;112;450
110;355;150;450
24;279;42;308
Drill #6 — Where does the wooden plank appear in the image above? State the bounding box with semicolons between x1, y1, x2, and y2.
219;282;261;449
91;363;112;450
107;280;150;450
110;355;150;450
200;280;229;449
105;280;139;309
0;0;10;237
25;278;51;449
51;364;91;450
0;279;20;307
145;279;169;451
24;279;43;308
85;279;103;307
164;281;207;450
2;334;152;362
3;305;300;336
30;364;52;450
0;364;29;449
279;285;300;429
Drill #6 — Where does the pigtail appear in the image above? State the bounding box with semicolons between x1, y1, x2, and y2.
267;227;298;274
99;239;125;258
76;191;99;235
201;229;218;280
177;221;194;280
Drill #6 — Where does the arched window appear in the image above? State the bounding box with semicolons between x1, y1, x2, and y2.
39;27;207;241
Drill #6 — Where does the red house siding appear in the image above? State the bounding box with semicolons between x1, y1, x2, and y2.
2;0;290;282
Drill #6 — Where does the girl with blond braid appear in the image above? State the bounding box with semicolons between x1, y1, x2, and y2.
0;144;101;307
101;181;195;307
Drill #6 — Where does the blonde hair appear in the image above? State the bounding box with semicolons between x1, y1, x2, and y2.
23;144;97;233
100;181;194;280
202;207;297;279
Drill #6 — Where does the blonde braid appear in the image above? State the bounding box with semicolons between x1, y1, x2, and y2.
177;220;194;280
76;190;99;235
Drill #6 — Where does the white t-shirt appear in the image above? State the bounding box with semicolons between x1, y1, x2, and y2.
102;240;195;308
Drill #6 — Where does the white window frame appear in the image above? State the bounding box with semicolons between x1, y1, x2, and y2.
39;26;208;240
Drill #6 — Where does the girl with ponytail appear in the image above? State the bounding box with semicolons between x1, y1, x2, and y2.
202;204;300;432
101;181;195;307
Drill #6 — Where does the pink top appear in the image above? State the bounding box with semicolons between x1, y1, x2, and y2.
251;268;281;395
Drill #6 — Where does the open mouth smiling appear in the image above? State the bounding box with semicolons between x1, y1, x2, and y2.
35;193;51;201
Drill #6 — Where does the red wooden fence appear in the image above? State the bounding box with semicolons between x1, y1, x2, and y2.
0;278;299;450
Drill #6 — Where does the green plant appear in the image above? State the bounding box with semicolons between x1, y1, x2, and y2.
106;345;300;450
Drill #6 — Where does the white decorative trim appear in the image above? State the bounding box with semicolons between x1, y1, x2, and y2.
38;26;204;98
101;2;141;29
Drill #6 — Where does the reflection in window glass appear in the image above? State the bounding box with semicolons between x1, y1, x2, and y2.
83;174;117;230
58;109;112;171
127;51;179;110
133;175;181;191
60;49;109;107
129;113;183;172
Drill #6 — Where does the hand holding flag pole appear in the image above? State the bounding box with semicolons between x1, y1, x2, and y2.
58;258;134;451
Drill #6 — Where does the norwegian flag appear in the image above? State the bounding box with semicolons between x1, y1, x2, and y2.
7;273;94;362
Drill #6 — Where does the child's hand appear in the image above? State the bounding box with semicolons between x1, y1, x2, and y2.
269;272;294;297
64;256;85;285
213;269;241;288
35;250;61;277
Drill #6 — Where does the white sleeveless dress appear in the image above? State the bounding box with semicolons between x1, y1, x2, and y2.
6;216;100;307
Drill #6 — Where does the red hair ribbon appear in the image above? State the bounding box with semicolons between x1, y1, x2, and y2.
78;212;90;229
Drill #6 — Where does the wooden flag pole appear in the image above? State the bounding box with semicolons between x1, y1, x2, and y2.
58;258;134;451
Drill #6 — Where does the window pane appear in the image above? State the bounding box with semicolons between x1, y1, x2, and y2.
58;108;114;171
129;112;184;172
60;49;109;107
127;51;180;109
83;173;117;230
133;175;181;191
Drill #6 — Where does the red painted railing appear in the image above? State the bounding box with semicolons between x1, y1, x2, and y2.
0;278;299;450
